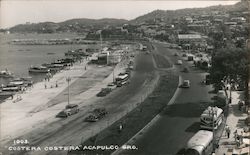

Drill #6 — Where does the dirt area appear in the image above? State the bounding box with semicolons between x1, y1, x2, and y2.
69;70;179;155
30;65;113;113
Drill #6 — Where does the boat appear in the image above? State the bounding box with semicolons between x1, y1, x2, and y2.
20;77;33;86
0;69;14;78
42;63;64;71
1;84;21;92
9;78;26;86
47;52;55;55
28;66;50;73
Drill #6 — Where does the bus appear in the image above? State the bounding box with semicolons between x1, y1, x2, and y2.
185;130;213;155
115;73;129;87
200;106;223;130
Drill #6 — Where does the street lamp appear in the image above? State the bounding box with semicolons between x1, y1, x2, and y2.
113;68;115;83
66;77;71;105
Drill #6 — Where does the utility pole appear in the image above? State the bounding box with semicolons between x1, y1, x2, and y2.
99;30;102;51
113;68;115;83
229;81;232;104
66;77;71;105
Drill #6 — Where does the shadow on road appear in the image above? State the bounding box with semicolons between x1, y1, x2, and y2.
160;101;212;118
185;122;200;133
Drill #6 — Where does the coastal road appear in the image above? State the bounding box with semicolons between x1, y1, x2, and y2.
119;42;216;155
1;43;159;155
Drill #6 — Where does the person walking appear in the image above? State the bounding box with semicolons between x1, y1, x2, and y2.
239;131;243;145
118;123;123;133
238;101;243;111
234;129;238;142
225;125;231;138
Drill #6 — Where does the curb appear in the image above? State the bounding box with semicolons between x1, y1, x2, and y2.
112;75;182;155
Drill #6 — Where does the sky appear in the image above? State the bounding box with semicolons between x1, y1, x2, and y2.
0;0;239;29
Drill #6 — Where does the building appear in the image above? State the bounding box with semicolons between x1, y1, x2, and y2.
178;34;207;50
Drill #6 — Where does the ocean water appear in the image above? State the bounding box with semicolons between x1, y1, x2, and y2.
0;33;95;85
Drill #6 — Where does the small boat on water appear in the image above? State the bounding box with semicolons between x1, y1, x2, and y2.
28;66;50;73
0;69;14;78
47;52;55;55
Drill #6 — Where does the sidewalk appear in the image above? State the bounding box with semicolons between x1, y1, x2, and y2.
215;91;249;155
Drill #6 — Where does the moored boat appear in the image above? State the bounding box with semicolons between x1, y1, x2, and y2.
1;84;21;92
0;69;14;78
28;66;50;73
42;63;64;71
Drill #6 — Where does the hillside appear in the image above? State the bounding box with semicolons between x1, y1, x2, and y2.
6;1;248;33
9;18;128;33
130;1;247;24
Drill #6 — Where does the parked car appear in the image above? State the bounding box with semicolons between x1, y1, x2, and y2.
174;53;179;56
217;90;227;100
182;67;189;73
57;104;79;117
181;80;190;88
96;88;112;97
245;116;250;126
176;60;183;65
182;53;187;57
107;83;117;90
187;56;194;61
205;74;211;85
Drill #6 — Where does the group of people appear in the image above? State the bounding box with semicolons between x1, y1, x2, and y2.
44;81;58;89
225;125;244;147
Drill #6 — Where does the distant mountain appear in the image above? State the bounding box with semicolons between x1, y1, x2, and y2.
9;18;128;33
7;1;248;33
59;18;128;26
129;1;248;25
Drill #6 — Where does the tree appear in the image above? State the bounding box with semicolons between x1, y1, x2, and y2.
209;48;248;92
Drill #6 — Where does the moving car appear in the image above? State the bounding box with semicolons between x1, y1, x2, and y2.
57;104;79;117
85;114;99;122
181;80;190;88
85;108;108;122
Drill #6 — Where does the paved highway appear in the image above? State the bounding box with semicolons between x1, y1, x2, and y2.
119;42;216;155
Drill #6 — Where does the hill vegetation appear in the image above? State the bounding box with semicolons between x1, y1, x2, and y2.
4;1;248;33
